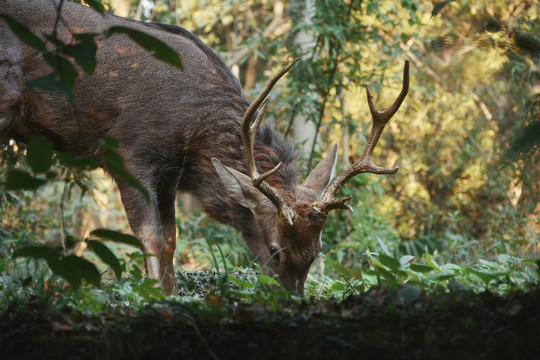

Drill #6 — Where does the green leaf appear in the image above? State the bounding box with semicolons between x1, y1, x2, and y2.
103;150;125;173
409;263;434;273
330;281;347;293
25;72;74;102
117;170;150;203
101;136;120;150
426;253;442;272
12;245;61;261
498;254;521;265
257;275;280;286
87;240;123;279
26;136;54;173
57;153;99;170
102;144;150;203
60;255;101;287
324;254;352;278
71;40;98;75
48;257;81;289
84;0;106;13
229;276;254;289
91;229;143;249
379;254;401;272
399;255;415;267
424;273;455;282
105;26;183;70
324;254;363;279
43;52;78;88
466;267;510;286
5;170;46;190
431;0;457;18
0;14;45;50
376;236;392;256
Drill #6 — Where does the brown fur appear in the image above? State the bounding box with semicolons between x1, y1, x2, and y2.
0;0;336;294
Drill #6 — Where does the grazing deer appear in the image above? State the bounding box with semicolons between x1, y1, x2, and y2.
0;0;409;294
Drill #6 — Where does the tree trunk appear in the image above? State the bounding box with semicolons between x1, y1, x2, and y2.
291;0;318;161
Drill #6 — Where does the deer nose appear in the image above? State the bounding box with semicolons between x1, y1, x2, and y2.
278;277;305;295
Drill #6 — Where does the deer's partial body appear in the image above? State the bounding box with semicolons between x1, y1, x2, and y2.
1;0;408;295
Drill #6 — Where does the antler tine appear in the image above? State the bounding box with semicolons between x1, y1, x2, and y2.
242;58;300;129
315;61;410;213
241;59;300;225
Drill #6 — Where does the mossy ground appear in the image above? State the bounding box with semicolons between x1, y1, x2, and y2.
1;282;538;360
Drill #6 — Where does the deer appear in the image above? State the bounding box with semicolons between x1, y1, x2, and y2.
0;0;409;295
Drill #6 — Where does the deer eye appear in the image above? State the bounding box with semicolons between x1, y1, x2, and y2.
268;246;280;258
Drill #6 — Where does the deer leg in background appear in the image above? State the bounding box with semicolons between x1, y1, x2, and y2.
115;179;167;292
157;182;177;294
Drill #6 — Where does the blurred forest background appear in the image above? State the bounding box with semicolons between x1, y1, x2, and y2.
1;0;538;279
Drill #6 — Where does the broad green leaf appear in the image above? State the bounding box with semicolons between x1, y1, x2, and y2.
84;0;106;13
324;254;352;278
431;0;457;18
424;273;455;282
101;136;120;150
367;252;387;270
399;255;415;267
229;276;255;289
478;259;500;270
466;267;510;286
61;255;101;287
87;240;123;279
43;52;78;88
48;257;81;289
5;170;46;190
376;235;392;256
134;278;164;299
12;245;61;261
102;146;150;203
111;170;150;204
498;254;521;265
465;267;493;285
426;253;442;272
324;255;363;279
11;246;99;289
91;229;143;249
409;263;434;273
105;26;183;70
330;281;347;293
440;263;463;273
103;150;124;173
379;254;401;272
0;14;44;50
71;40;98;75
57;153;99;170
26;136;54;173
257;275;280;286
25;72;74;102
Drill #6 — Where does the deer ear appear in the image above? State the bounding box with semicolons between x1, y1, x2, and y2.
212;158;264;210
302;143;338;198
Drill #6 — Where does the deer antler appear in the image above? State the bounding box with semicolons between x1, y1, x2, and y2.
314;60;410;213
241;58;300;225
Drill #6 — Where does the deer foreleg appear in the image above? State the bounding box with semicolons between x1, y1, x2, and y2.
116;179;172;293
157;183;177;295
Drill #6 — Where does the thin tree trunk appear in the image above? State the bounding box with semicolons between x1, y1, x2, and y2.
291;0;318;161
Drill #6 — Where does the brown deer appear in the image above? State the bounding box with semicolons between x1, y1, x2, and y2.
0;0;409;294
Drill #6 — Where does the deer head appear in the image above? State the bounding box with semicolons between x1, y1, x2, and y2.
213;60;410;293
